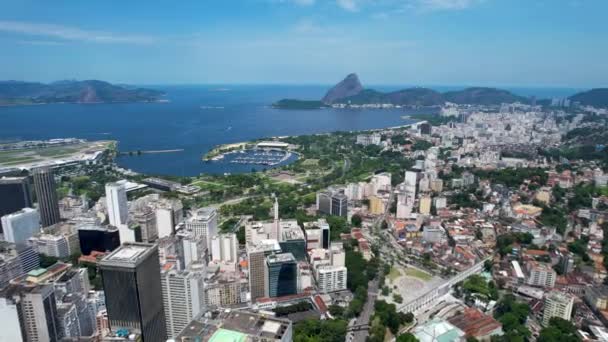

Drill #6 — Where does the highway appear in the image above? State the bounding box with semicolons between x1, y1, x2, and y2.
350;279;379;342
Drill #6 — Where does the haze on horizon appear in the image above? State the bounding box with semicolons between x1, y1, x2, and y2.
1;0;607;88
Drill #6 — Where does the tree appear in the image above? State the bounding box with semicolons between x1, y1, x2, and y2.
393;294;403;303
484;260;494;272
537;317;580;342
351;214;362;227
294;319;347;342
39;254;59;268
402;312;414;323
397;333;419;342
328;305;344;318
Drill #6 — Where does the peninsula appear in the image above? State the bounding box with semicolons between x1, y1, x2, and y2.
0;80;164;106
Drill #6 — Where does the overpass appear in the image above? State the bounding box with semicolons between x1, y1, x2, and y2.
397;256;492;314
347;324;370;332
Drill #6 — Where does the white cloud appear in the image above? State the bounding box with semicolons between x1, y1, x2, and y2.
273;0;315;6
0;20;157;45
293;0;316;5
412;0;484;12
18;40;65;46
336;0;360;11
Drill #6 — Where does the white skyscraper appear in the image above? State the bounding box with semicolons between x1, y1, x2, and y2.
156;207;175;238
178;231;205;268
542;291;574;326
105;182;128;228
273;195;280;241
161;264;205;338
211;234;238;263
1;208;40;245
185;207;218;251
316;265;347;293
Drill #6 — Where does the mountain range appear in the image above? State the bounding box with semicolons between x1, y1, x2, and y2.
0;80;164;105
274;73;608;108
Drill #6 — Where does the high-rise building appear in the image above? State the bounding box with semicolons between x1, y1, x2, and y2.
317;265;347;293
419;195;432;215
278;220;307;261
77;225;120;255
54;269;95;337
105;182;128;227
0;176;32;234
316;189;348;218
585;286;608;311
329;242;345;267
331;193;348;217
32;168;61;228
369;195;385;215
129;193;184;241
405;171;418;196
542;291;574;326
185;207;218;252
204;272;248;308
526;261;556;288
320;220;330;249
161;263;205;338
99;243;167;342
0;283;61;342
559;253;575;275
247;240;281;302
266;253;298;298
1;207;40;245
177;230;205;268
0;241;39;289
316;191;332;215
211;233;238;263
28;233;72;258
132;208;157;242
430;179;444;193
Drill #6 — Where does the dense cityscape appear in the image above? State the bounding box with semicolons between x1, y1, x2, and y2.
2;1;608;342
1;94;608;342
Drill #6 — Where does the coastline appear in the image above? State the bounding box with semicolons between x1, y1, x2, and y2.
200;119;422;166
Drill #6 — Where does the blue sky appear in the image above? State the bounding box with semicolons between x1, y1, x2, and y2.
1;0;607;87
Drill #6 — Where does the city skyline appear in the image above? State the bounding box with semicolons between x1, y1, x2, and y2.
1;0;607;87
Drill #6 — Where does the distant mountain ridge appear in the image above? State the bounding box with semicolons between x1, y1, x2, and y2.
569;88;608;108
0;80;164;105
274;73;608;109
319;74;529;106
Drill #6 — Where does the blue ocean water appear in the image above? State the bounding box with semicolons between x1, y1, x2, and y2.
0;85;582;176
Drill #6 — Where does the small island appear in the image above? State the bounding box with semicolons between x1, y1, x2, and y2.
271;99;328;110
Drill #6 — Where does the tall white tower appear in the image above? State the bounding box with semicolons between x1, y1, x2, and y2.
105;182;128;227
273;194;280;241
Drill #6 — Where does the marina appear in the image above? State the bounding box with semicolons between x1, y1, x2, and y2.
209;148;296;166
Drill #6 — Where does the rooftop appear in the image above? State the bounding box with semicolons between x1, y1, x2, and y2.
221;310;291;340
100;242;156;268
190;207;217;221
208;329;247;342
267;252;296;264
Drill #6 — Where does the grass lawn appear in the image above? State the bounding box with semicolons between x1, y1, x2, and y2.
388;267;402;282
301;158;319;166
37;146;83;157
0;155;37;164
190;180;227;191
404;267;433;281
